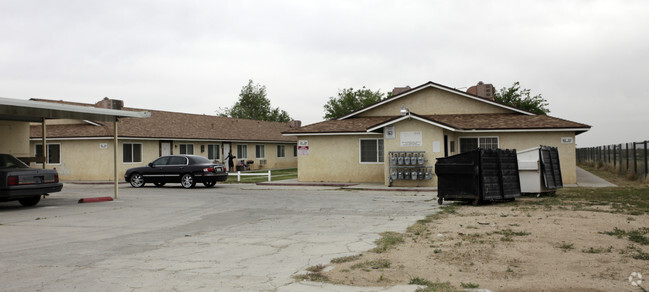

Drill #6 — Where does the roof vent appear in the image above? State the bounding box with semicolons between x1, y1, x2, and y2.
288;120;302;128
95;97;124;110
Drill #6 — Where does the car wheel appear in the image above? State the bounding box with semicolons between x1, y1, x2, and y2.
130;173;145;188
19;195;41;207
181;174;196;189
203;181;216;188
153;182;166;187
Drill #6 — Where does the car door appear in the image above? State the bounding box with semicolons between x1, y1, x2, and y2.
165;156;188;183
144;156;170;183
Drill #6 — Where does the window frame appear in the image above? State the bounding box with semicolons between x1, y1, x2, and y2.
458;136;500;153
237;144;248;159
207;144;221;160
34;143;61;165
179;143;194;155
359;138;384;164
277;145;285;158
122;143;143;163
256;145;265;159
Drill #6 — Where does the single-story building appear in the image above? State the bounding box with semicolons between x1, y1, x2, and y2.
29;98;298;181
283;81;590;187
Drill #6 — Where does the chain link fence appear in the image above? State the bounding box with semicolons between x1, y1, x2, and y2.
576;141;648;179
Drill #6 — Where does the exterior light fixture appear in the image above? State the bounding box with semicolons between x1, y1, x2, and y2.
400;105;409;116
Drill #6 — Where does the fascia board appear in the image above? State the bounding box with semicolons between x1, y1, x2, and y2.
366;114;457;132
283;132;382;136
455;128;590;133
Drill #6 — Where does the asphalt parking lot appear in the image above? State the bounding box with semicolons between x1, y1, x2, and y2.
0;183;437;291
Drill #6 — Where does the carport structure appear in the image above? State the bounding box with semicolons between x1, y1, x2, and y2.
0;97;150;198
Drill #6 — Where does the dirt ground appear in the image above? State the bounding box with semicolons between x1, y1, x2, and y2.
319;196;649;291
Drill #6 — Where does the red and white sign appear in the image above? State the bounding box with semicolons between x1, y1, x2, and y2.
298;140;309;156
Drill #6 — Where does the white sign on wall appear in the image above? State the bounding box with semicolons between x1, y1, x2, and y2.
400;131;422;147
99;143;108;149
298;140;309;156
432;141;441;153
561;137;574;144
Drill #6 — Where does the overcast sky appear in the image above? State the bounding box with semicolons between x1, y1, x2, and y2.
1;0;648;147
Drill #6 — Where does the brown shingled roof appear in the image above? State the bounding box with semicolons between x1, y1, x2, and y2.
424;113;591;131
283;116;396;134
283;113;590;135
30;100;297;142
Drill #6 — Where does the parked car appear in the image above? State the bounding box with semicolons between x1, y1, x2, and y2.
0;154;63;206
125;155;228;188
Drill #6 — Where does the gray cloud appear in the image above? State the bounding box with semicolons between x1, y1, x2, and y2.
1;0;647;146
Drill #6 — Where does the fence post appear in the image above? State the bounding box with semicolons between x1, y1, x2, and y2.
633;142;638;175
268;170;271;182
626;143;630;170
644;140;649;178
613;145;616;168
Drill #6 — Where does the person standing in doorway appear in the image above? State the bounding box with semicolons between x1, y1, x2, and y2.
225;151;236;172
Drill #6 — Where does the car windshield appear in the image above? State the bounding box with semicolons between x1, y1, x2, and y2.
0;154;30;169
191;156;212;164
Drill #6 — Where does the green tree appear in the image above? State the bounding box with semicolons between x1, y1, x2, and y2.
494;82;550;115
218;80;291;122
323;87;389;119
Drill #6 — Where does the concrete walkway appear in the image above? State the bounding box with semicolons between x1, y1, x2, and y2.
574;166;617;187
257;179;437;192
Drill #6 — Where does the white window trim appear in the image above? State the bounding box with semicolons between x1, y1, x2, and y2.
277;145;286;158
207;144;221;160
256;145;265;159
359;138;384;164
458;136;500;152
237;144;248;159
34;143;62;165
123;143;143;164
179;143;194;155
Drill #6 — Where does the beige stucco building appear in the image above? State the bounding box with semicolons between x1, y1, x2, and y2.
284;81;590;187
28;99;298;181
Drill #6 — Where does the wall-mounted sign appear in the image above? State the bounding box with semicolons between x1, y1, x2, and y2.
433;141;441;153
298;140;309;156
99;143;108;149
561;137;574;144
384;126;395;139
400;131;422;147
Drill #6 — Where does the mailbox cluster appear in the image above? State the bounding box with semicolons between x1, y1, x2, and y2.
388;151;433;186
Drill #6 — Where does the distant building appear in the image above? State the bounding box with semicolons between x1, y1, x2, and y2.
29;98;298;181
284;81;590;187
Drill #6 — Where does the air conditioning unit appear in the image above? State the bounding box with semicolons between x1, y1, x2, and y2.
259;159;266;166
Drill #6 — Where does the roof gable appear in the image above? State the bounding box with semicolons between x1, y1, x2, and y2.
338;81;533;120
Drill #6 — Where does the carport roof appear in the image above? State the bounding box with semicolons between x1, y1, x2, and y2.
0;97;151;122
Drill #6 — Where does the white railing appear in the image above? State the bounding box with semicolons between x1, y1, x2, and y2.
234;170;272;182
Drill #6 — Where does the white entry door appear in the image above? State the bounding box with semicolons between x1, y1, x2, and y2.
161;142;171;156
223;143;231;172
